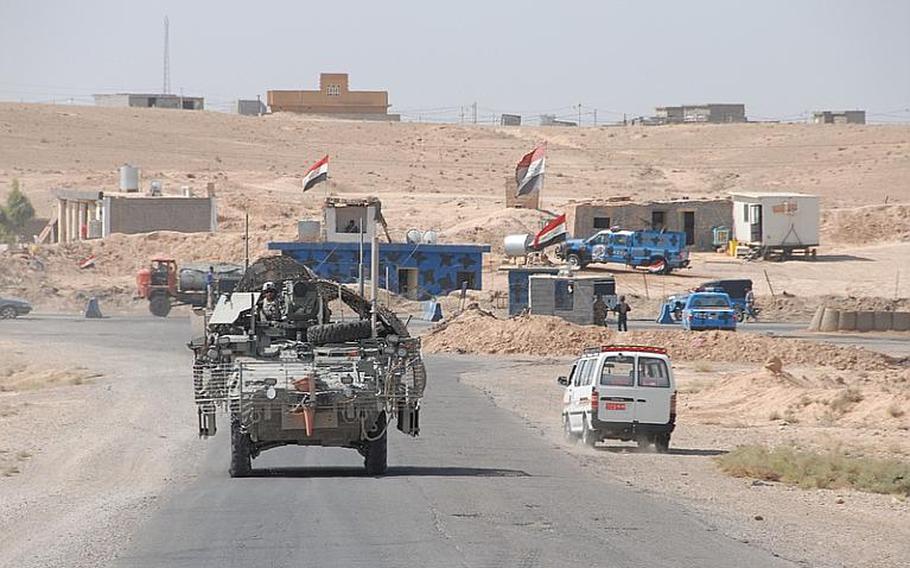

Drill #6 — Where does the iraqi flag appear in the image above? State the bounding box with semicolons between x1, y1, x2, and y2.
531;213;567;250
515;143;546;197
302;155;329;191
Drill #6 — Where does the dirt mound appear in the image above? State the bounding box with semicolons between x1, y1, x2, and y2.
438;207;550;252
684;366;910;430
821;203;910;244
423;309;902;370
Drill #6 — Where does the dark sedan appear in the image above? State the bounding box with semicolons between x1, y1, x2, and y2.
0;297;32;319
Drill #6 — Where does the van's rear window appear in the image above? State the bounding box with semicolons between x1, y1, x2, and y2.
600;356;634;386
638;357;670;388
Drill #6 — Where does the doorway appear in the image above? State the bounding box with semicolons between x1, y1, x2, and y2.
651;210;666;230
749;204;762;242
397;268;419;299
682;211;695;246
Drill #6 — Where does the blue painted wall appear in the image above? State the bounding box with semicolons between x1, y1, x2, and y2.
269;241;490;299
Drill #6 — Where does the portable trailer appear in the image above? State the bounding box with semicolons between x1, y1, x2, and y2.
729;192;819;261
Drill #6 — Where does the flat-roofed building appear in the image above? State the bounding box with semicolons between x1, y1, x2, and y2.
267;73;399;121
655;104;746;124
93;93;204;110
812;110;865;124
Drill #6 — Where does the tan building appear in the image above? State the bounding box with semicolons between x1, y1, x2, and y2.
812;110;865;124
267;73;399;120
655;104;746;124
565;197;733;251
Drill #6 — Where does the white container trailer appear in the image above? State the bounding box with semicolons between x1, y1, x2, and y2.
729;191;819;260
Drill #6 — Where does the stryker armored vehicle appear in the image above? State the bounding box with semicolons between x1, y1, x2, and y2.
190;257;426;477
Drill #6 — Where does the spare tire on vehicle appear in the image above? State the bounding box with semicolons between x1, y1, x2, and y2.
306;320;373;345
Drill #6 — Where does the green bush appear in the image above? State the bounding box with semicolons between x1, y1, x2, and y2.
717;445;910;497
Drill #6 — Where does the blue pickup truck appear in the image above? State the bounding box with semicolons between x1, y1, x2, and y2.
555;229;690;274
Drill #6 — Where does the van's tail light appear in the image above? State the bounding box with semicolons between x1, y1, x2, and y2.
591;389;599;413
671;393;677;415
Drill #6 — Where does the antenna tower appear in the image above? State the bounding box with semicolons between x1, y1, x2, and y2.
162;16;171;94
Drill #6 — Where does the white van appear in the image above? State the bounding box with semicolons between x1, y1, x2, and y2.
558;345;677;451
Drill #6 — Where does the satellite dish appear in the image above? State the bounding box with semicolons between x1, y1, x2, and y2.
422;230;438;244
406;229;423;244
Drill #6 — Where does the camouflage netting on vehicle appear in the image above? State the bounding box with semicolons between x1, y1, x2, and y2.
235;256;410;337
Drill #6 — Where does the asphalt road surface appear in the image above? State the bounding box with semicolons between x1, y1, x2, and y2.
11;313;896;566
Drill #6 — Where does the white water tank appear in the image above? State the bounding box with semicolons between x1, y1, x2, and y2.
119;164;139;192
422;230;438;244
406;229;423;244
504;234;533;257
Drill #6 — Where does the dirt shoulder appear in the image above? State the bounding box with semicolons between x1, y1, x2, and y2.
0;329;201;568
458;356;909;568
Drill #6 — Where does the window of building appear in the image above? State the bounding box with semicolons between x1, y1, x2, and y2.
327;84;341;96
554;280;574;311
456;271;477;289
593;216;611;229
651;211;666;230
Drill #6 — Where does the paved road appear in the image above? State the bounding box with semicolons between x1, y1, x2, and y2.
0;314;776;568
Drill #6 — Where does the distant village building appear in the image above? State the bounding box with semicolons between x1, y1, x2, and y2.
266;73;399;121
500;114;522;126
565;197;733;251
540;114;577;127
655;104;746;124
93;93;204;110
235;99;266;116
812;110;865;124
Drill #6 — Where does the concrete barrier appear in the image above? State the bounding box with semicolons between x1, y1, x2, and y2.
855;311;875;332
873;311;893;332
808;305;825;332
818;307;840;332
893;312;910;332
837;310;857;331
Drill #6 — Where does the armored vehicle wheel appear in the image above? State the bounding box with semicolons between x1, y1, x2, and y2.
149;294;171;318
229;419;252;478
654;433;671;453
363;413;388;476
307;320;372;345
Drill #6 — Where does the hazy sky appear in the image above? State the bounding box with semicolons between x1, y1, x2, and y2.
0;0;908;122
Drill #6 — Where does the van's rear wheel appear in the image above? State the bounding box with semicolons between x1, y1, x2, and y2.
563;416;576;443
654;433;671;453
581;417;597;448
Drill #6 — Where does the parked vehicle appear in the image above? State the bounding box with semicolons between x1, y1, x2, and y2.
681;292;737;331
558;345;677;451
0;296;32;319
694;279;756;322
555;229;690;274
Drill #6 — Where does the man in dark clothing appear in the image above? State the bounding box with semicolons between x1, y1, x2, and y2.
593;295;608;327
614;295;631;332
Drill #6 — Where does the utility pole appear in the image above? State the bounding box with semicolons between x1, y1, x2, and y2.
244;210;250;270
593;108;597;126
577;103;582;126
460;106;464;123
472;102;477;124
162;16;171;94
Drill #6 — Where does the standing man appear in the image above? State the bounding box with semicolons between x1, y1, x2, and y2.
614;295;631;332
593;295;608;327
744;287;756;321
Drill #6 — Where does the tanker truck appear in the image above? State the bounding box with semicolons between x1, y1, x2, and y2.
136;259;244;317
